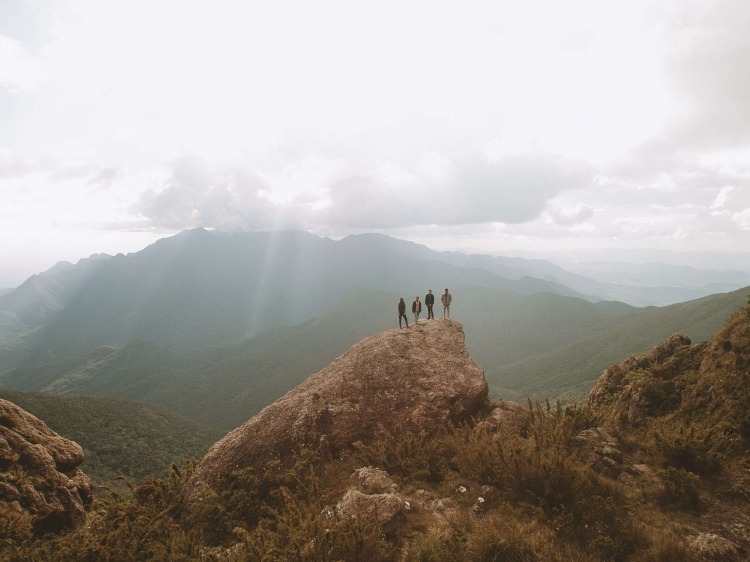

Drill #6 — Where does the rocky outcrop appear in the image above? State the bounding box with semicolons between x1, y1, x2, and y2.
573;427;623;478
350;466;399;494
475;400;532;437
334;489;407;535
184;320;488;506
0;398;92;534
588;308;750;430
588;333;699;425
688;532;742;561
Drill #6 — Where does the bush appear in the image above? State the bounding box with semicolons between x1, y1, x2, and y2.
656;467;701;509
639;532;700;562
1;462;203;562
402;523;468;562
353;423;451;484
651;420;722;477
243;488;398;562
448;403;641;559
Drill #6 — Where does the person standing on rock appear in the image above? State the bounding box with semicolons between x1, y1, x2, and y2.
412;296;422;323
398;297;409;328
441;288;452;318
425;289;435;319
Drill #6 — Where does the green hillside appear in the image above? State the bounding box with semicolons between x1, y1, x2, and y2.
5;307;749;561
0;230;575;370
485;286;749;401
3;285;746;432
0;389;221;490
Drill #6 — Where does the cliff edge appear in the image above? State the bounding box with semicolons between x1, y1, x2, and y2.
184;319;488;505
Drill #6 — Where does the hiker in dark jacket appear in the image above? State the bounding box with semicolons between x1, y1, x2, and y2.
425;289;435;319
412;296;422;323
398;297;409;328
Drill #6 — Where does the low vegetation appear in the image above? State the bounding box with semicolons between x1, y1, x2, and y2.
4;388;748;561
0;390;221;491
2;304;748;560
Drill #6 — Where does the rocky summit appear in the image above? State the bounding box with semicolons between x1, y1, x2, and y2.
184;319;488;505
0;398;92;534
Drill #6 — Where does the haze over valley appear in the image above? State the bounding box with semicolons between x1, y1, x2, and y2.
1;228;747;430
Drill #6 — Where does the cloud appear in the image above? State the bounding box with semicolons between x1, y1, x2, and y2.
324;151;591;229
131;157;280;230
0;34;43;93
709;185;750;232
545;204;595;227
664;0;750;149
88;167;118;189
128;150;592;233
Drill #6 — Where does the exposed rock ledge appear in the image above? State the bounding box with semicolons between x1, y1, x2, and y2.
0;398;92;534
184;319;488;506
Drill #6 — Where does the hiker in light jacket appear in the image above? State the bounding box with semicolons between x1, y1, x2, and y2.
441;288;452;318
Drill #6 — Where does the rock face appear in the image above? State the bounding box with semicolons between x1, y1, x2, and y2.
184;319;488;505
334;489;407;535
588;308;750;429
475;400;532;437
0;398;92;534
350;467;399;494
573;427;623;478
588;333;700;425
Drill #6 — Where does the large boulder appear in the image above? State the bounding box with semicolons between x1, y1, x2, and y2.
0;398;92;534
184;319;488;505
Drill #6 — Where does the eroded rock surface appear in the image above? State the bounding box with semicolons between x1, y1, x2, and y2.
0;398;92;534
475;400;532;437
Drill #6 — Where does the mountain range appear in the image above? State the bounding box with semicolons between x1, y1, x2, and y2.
1;228;748;430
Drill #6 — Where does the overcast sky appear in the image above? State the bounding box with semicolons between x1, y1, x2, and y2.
1;0;749;286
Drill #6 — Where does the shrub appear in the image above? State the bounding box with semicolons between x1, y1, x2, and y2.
651;420;722;477
0;462;203;562
352;423;451;484
656;467;701;509
449;403;641;558
242;488;398;562
402;523;468;562
639;532;700;562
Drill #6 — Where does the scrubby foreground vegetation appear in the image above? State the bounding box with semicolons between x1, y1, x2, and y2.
2;307;749;561
0;390;221;491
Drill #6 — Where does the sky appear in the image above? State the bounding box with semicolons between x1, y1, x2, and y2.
1;0;749;287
